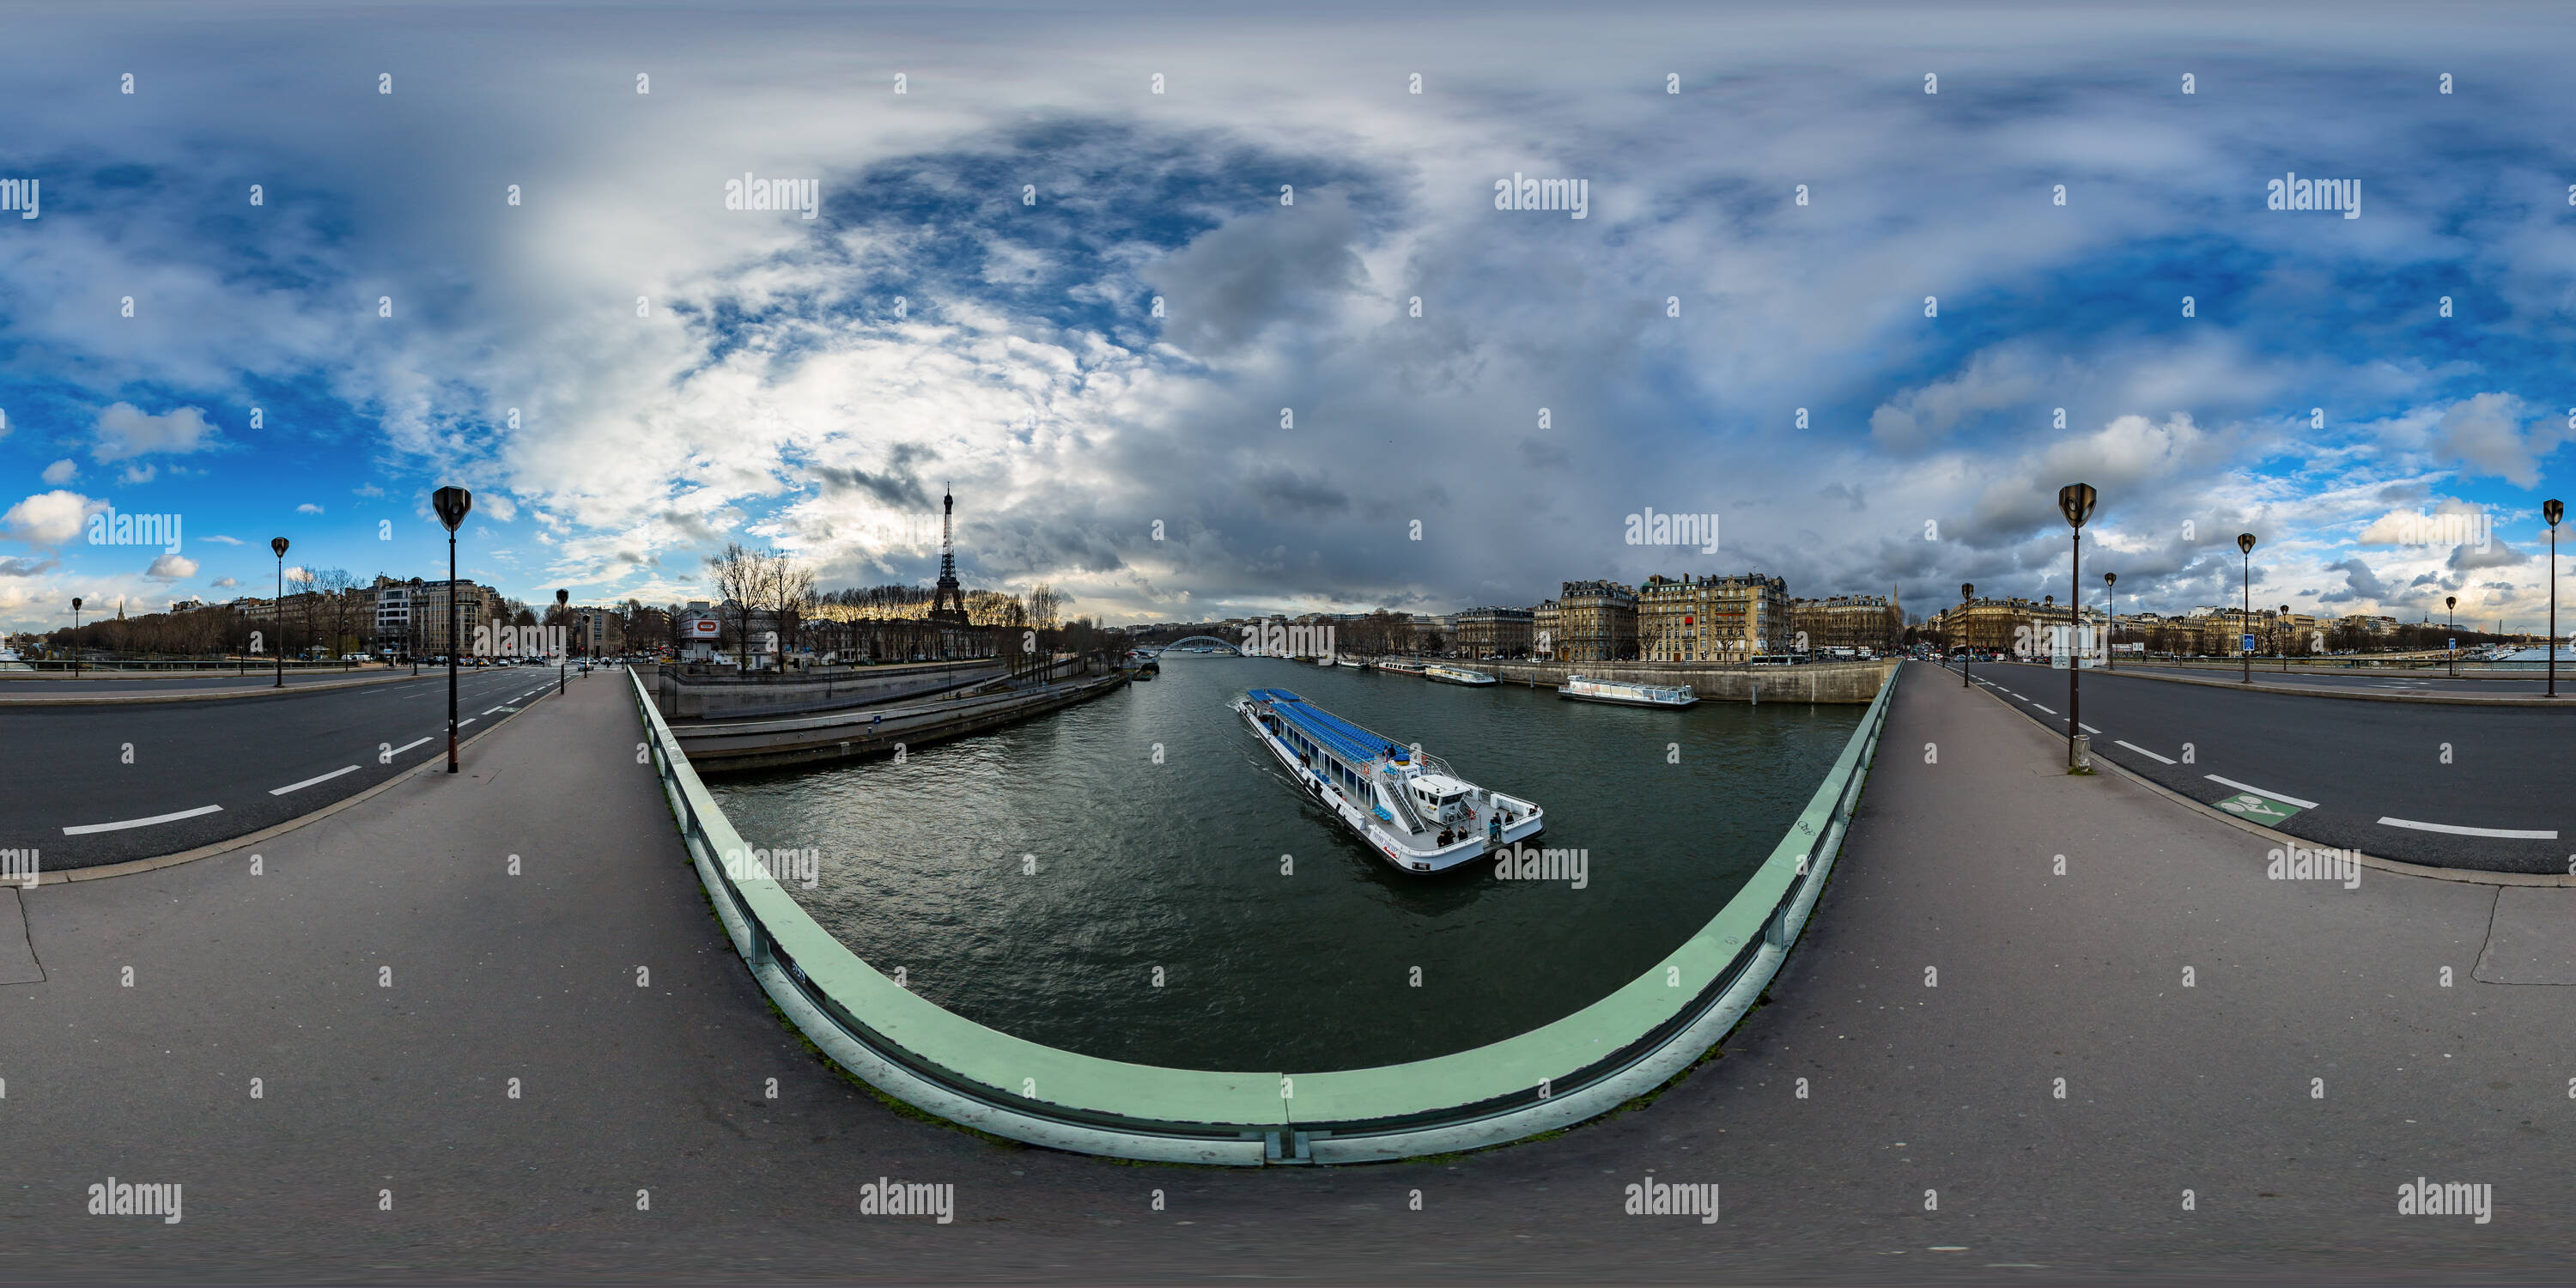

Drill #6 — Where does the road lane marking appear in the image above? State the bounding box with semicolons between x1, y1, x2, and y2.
483;705;510;714
269;765;361;796
2029;703;2056;714
457;717;476;726
2114;740;2176;764
64;804;224;835
2078;722;2099;733
2377;817;2558;840
389;736;433;755
2202;775;2319;810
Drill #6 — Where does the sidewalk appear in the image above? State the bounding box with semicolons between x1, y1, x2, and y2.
0;664;2567;1281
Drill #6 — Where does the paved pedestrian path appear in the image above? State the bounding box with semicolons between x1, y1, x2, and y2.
0;664;2564;1281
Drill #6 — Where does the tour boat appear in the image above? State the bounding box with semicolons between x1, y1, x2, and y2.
1337;658;1367;669
1423;665;1498;687
1234;688;1543;873
1559;674;1698;708
1376;659;1429;676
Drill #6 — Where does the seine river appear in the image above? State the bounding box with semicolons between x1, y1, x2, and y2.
709;653;1862;1072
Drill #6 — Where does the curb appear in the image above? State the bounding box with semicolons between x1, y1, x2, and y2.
0;670;422;707
1953;668;2574;889
2064;664;2575;707
27;685;559;885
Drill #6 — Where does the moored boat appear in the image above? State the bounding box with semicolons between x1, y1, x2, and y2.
1376;659;1429;676
1424;664;1498;686
1233;688;1543;873
1559;673;1697;708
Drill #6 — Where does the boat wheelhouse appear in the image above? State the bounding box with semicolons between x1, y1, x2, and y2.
1233;688;1542;873
1559;674;1698;708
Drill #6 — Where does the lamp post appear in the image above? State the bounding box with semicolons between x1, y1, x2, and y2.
2103;572;2117;671
2281;605;2291;672
433;487;472;773
2237;533;2257;683
2057;483;2096;768
70;597;82;677
2445;594;2458;677
1960;582;1974;688
270;538;290;688
2547;499;2563;699
555;589;569;694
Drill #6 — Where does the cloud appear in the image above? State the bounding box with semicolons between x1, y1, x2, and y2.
295;502;325;514
119;463;157;485
203;534;243;545
354;484;386;497
144;551;199;580
2429;393;2563;488
2;490;101;547
2316;556;2390;604
0;556;58;577
2448;540;2528;571
92;403;220;462
40;459;76;485
210;575;240;589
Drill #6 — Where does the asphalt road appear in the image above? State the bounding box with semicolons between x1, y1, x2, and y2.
1965;659;2570;873
5;661;2569;1282
4;664;591;869
2109;661;2576;697
0;666;409;696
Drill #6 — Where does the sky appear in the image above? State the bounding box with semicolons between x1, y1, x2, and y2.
3;1;2573;634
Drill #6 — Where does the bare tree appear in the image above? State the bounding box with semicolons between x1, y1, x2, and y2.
708;542;760;667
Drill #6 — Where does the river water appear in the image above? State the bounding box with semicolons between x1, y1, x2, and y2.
709;653;1862;1072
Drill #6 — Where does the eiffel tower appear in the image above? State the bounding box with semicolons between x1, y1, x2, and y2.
928;486;969;625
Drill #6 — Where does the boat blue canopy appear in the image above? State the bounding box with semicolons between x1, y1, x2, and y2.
1246;689;1407;768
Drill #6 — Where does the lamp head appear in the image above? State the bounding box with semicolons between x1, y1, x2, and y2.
71;596;82;611
2446;595;2457;611
2237;532;2256;556
556;589;568;608
2547;499;2564;528
2057;483;2097;530
270;537;289;558
432;486;472;532
2103;572;2116;588
1960;582;1973;602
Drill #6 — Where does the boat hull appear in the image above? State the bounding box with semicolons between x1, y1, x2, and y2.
1234;697;1539;875
1558;689;1698;708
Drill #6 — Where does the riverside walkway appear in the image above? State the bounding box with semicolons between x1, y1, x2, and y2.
1;665;2567;1280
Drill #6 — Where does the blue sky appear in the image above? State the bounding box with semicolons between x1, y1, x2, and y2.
3;1;2573;633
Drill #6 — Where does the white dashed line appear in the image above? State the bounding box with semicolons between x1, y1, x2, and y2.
2029;703;2056;714
2114;740;2177;765
2377;817;2557;840
64;804;224;835
2078;723;2099;733
483;706;509;715
2202;775;2319;810
269;764;361;796
388;736;433;755
457;717;477;727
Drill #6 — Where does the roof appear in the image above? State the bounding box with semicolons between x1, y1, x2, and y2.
1247;689;1407;768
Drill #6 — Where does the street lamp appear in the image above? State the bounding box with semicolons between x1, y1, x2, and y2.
1959;582;1974;688
2237;533;2257;683
2057;483;2096;768
2102;572;2117;672
2281;605;2291;672
433;486;472;773
270;537;290;688
2445;594;2458;677
70;597;82;677
2547;499;2563;699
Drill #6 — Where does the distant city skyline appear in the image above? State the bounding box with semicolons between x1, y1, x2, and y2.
3;4;2570;636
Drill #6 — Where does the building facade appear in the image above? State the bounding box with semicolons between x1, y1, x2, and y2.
1554;580;1639;661
1637;573;1790;661
1531;599;1562;658
1451;606;1534;659
1788;590;1903;654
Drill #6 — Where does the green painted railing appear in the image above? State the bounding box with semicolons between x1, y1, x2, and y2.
629;660;1899;1159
